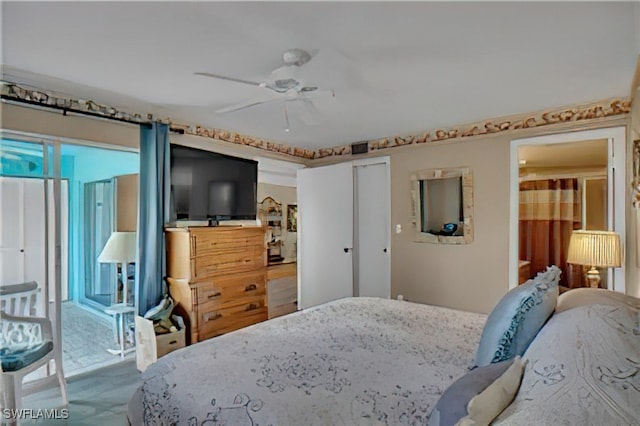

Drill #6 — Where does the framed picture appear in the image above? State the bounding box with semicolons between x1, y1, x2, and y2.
287;204;298;232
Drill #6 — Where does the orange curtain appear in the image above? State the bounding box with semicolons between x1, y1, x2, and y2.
519;179;583;287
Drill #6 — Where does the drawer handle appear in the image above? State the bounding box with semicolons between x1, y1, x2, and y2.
245;284;257;292
204;312;222;322
168;340;177;345
246;303;258;311
207;292;222;299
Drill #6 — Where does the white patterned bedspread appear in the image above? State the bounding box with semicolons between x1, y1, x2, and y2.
493;303;640;425
128;297;486;425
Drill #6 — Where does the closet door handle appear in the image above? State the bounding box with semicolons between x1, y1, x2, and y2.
383;248;387;253
343;247;352;253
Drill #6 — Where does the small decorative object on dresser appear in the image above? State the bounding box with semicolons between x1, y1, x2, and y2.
165;226;267;344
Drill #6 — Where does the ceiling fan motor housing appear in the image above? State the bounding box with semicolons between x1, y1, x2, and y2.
282;49;311;66
274;78;299;91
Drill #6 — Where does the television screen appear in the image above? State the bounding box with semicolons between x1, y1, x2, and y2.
169;145;257;222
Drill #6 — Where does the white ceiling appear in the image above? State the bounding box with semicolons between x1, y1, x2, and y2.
2;2;638;151
518;139;608;169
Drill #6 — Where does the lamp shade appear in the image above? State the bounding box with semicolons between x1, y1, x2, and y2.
567;230;622;268
98;232;137;263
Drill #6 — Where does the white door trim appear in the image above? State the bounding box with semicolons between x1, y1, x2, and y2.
509;127;626;292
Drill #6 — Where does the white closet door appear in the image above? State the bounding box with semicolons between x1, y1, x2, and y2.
298;163;354;309
0;177;27;285
0;177;47;316
355;162;390;298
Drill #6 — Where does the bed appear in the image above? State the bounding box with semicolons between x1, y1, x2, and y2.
128;297;486;425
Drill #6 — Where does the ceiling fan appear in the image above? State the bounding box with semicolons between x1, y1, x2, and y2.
195;48;335;131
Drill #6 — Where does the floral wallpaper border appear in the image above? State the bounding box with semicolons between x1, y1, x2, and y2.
1;82;630;161
316;98;631;158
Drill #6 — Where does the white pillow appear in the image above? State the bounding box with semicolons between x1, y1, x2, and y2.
555;287;639;313
456;356;527;426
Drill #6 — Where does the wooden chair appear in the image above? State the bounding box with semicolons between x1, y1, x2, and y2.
0;282;68;413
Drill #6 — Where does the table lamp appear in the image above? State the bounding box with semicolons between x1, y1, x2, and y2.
98;231;136;305
567;230;622;288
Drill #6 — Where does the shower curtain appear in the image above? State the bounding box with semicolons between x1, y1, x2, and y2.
519;179;583;288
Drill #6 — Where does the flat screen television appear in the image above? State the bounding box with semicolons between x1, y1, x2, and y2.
169;145;258;223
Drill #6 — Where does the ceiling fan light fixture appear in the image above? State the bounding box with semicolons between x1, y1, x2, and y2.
273;78;299;91
282;48;311;67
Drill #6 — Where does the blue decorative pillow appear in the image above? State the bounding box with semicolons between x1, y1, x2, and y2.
428;360;513;426
0;341;53;372
474;266;560;367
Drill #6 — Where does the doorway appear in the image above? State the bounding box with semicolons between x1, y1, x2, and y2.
0;134;139;379
509;127;626;292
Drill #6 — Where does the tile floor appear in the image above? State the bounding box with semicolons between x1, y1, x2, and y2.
22;359;141;425
60;301;134;377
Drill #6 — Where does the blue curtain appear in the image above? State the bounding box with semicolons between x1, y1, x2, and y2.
136;122;169;316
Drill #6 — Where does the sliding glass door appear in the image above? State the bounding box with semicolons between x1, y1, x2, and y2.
2;132;140;378
82;179;116;308
0;136;64;383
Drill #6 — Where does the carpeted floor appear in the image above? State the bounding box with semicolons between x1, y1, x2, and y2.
22;359;141;425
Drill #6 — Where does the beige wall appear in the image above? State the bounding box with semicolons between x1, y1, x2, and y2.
257;183;298;262
1;102;139;148
310;114;632;313
390;137;510;314
390;121;640;313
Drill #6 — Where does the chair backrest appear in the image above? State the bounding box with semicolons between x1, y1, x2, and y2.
0;281;40;316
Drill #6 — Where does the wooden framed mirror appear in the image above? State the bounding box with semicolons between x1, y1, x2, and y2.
410;167;474;244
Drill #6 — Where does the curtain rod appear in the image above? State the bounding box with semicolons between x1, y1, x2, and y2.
1;95;153;128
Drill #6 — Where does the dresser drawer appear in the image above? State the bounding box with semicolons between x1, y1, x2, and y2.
191;228;265;257
192;246;265;279
198;302;267;339
196;271;266;307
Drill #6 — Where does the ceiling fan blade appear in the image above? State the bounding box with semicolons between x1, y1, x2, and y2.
301;48;367;90
195;72;263;88
215;96;281;114
299;88;335;99
298;98;321;125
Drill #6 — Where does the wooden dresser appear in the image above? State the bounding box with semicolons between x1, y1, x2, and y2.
165;226;267;344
